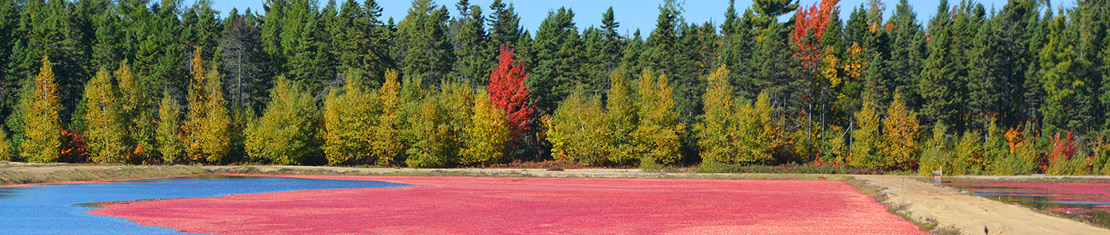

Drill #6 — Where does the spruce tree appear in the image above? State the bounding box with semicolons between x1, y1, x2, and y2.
919;0;962;130
530;7;582;114
396;0;454;86
486;0;521;48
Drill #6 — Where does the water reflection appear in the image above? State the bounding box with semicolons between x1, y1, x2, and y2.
947;181;1110;228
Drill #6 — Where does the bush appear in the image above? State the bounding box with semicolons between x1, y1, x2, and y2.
917;123;949;176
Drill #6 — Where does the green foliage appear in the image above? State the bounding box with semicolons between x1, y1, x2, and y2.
547;87;610;165
696;66;738;165
460;91;510;166
850;93;882;168
735;90;778;163
882;93;919;170
605;69;638;165
950;131;985;175
917;123;949;176
157;91;184;164
323;70;379;165
0;123;10;161
631;68;684;168
246;77;322;165
20;57;62;163
84;68;127;163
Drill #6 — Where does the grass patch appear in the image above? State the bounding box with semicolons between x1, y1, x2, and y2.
0;164;208;185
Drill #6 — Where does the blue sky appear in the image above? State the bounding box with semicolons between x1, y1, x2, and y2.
212;0;1074;34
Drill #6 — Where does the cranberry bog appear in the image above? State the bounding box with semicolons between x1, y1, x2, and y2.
88;175;926;234
946;179;1110;228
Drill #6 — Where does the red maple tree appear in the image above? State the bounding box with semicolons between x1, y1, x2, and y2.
791;0;840;68
487;45;534;136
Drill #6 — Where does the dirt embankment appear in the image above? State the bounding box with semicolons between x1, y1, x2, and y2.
855;175;1110;235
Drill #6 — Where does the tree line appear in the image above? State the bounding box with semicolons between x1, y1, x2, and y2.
0;0;1108;175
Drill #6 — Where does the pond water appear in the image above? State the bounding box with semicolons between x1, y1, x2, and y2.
946;180;1110;228
0;175;410;234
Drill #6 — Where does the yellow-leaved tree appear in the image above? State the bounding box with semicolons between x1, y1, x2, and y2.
850;92;882;169
115;60;155;163
184;47;231;163
605;69;637;165
84;67;127;163
547;86;611;165
697;65;739;165
156;90;184;163
735;90;777;163
460;90;510;166
372;69;404;165
631;68;684;169
21;56;62;163
246;77;322;165
882;93;919;170
324;70;379;165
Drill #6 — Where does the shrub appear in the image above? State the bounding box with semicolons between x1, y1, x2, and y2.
917;123;949;176
950;131;984;175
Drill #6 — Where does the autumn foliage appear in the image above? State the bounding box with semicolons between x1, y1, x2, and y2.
487;45;534;136
791;0;839;68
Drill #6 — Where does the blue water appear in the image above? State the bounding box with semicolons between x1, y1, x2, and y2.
0;175;410;234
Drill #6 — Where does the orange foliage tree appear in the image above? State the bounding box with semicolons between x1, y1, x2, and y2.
791;0;839;68
486;45;534;137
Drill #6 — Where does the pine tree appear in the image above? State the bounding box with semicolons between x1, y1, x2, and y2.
449;0;491;84
850;92;881;168
157;91;184;163
530;7;582;114
460;90;509;166
84;68;127;163
323;70;379;165
918;0;962;129
882;93;919;170
396;0;454;86
631;68;684;168
486;0;521;48
1038;12;1084;131
247;76;322;165
335;0;392;83
20;56;62;163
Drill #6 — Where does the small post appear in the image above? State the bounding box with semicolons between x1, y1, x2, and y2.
933;170;943;183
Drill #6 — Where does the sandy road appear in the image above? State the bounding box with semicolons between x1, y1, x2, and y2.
854;175;1110;235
